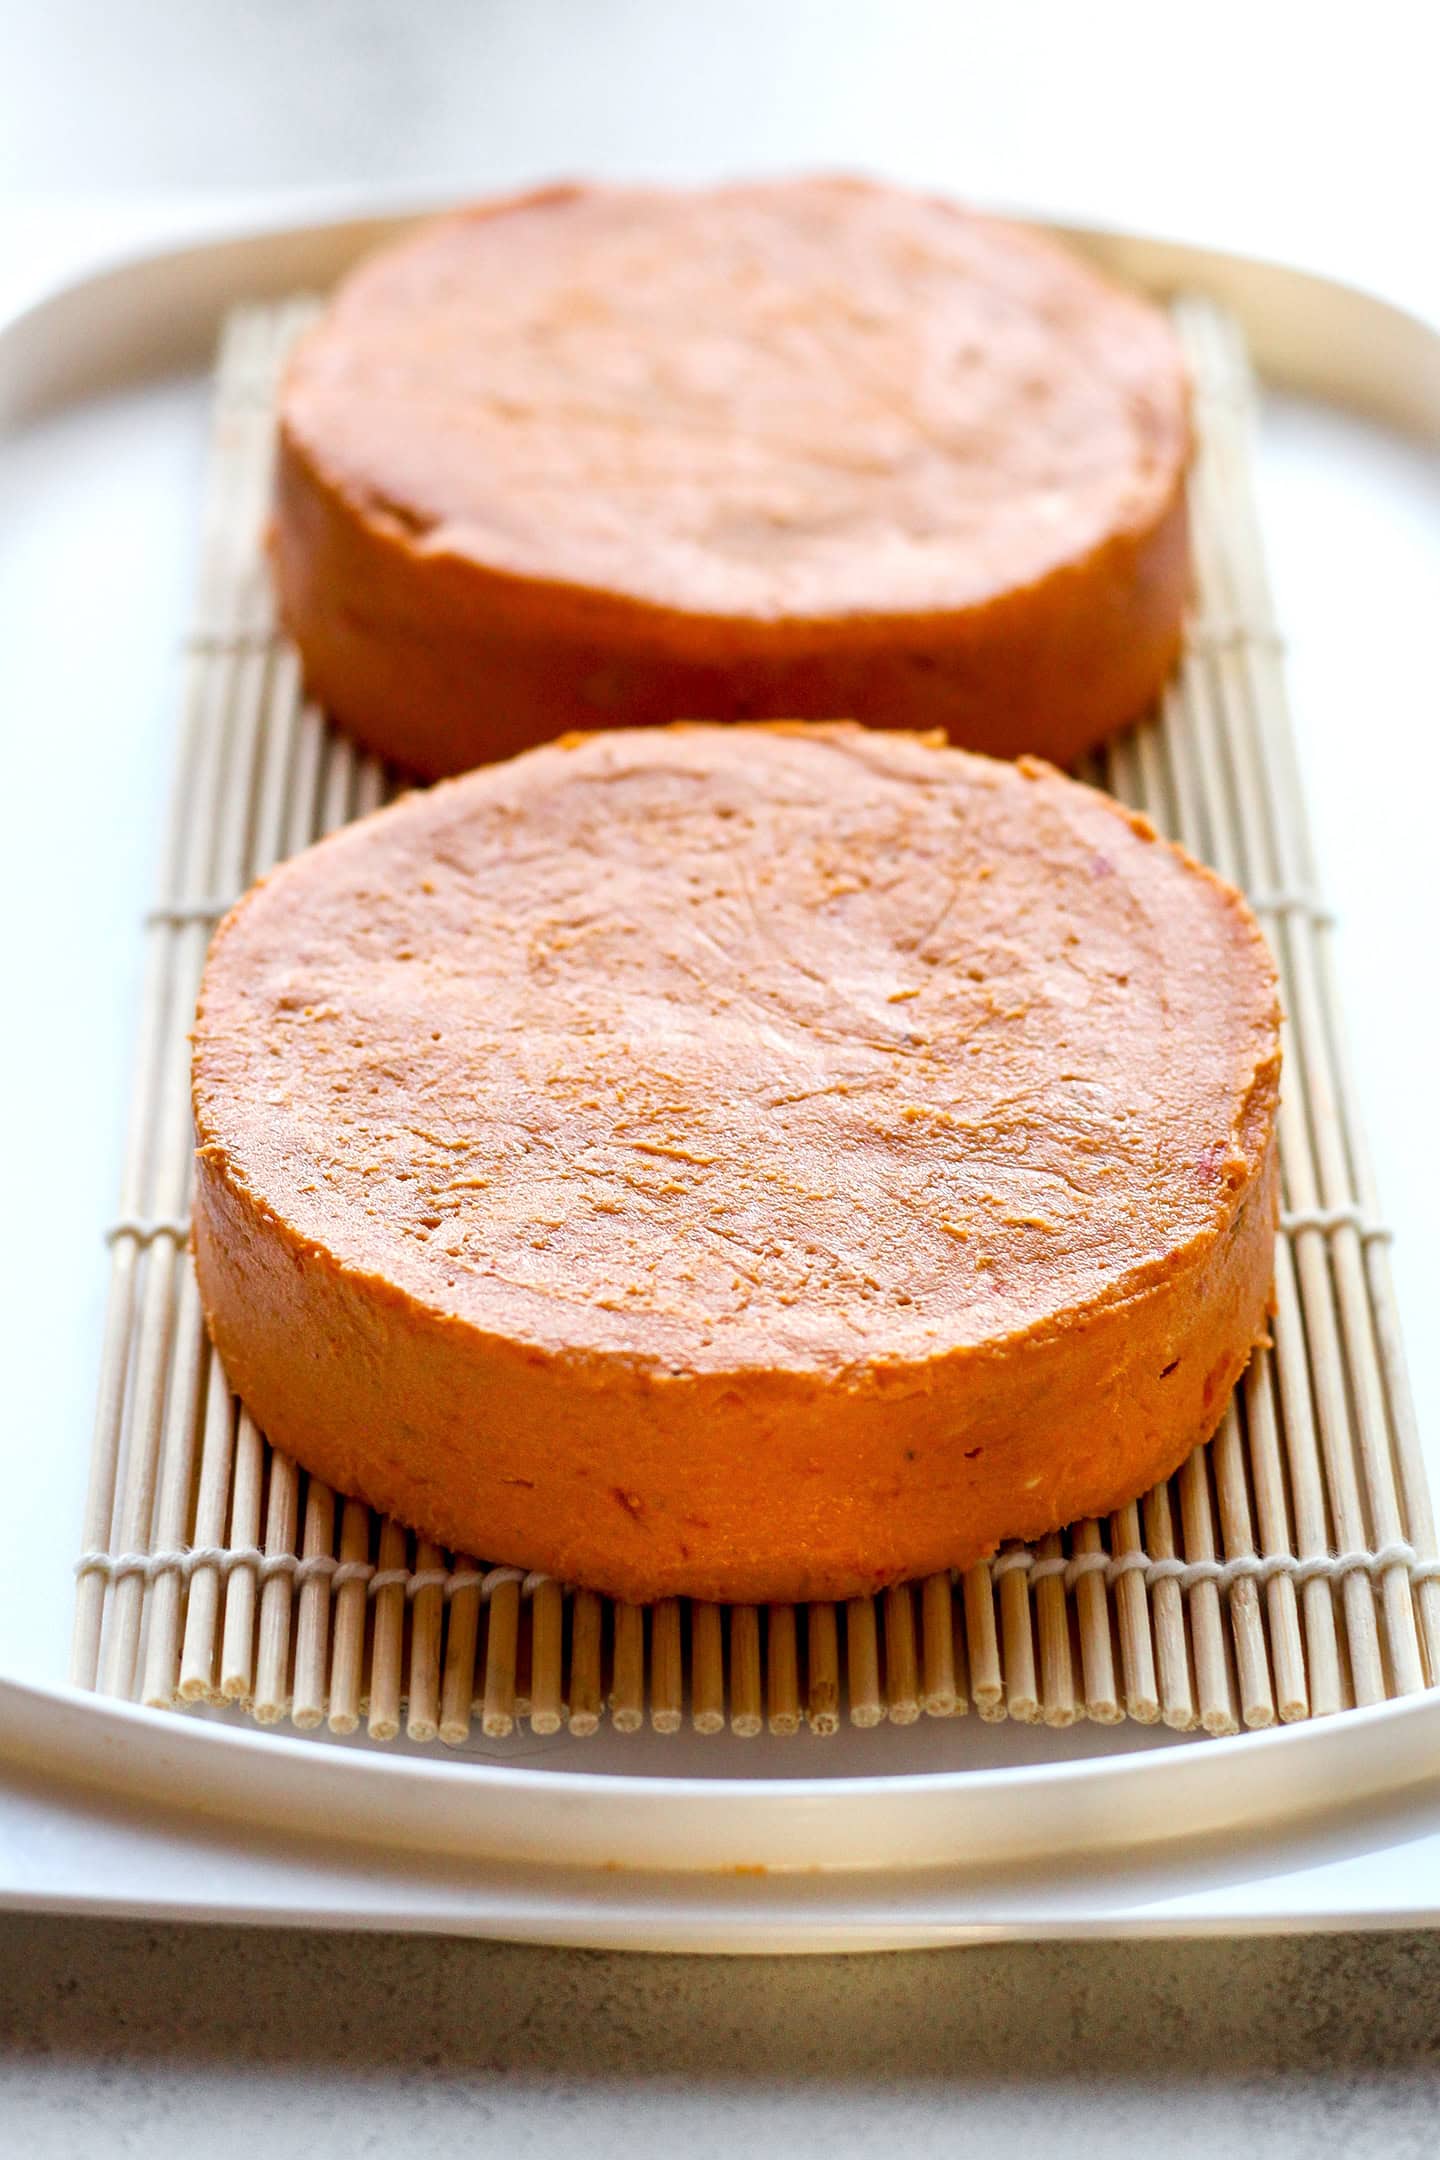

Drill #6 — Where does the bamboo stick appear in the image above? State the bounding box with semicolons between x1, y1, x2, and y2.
218;1407;264;1702
1270;1248;1345;1717
611;1603;646;1733
568;1588;604;1737
252;1455;300;1724
290;1480;336;1732
430;1562;478;1747
526;1577;566;1738
766;1603;801;1736
963;1562;1005;1721
366;1519;408;1742
729;1605;763;1737
647;1598;683;1734
1034;1536;1080;1729
805;1602;841;1735
366;1512;411;1736
404;1539;445;1743
70;1237;142;1689
138;1266;210;1710
845;1596;884;1728
1177;1449;1238;1736
1110;1501;1161;1725
1240;1354;1309;1721
998;1554;1040;1724
689;1601;725;1734
519;1607;541;1726
1141;1480;1196;1731
326;1499;372;1736
1072;1520;1122;1725
176;1352;237;1702
919;1573;959;1717
1212;1401;1279;1729
883;1582;920;1725
482;1577;521;1738
949;1582;972;1719
517;1599;540;1727
95;1257;180;1701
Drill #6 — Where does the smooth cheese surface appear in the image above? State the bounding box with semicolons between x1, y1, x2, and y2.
281;178;1189;623
194;724;1278;1378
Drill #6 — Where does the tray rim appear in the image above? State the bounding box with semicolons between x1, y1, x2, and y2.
9;1673;1440;1880
3;184;1438;435
4;193;1439;1894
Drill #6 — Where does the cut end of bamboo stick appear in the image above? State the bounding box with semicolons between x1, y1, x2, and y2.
1043;1703;1084;1731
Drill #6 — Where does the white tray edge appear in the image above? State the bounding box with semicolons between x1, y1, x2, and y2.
3;196;1439;1906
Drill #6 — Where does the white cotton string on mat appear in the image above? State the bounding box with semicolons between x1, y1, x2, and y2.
70;293;1440;1741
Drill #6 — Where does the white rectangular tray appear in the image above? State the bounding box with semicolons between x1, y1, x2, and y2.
2;199;1439;1949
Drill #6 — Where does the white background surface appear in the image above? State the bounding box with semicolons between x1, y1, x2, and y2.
2;0;1440;2151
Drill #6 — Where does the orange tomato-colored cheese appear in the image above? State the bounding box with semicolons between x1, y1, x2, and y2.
272;178;1191;777
192;723;1279;1603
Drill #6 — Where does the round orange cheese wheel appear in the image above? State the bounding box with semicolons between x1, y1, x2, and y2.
193;723;1280;1603
273;177;1191;777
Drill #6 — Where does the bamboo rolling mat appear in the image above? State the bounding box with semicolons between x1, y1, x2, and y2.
70;293;1440;1746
